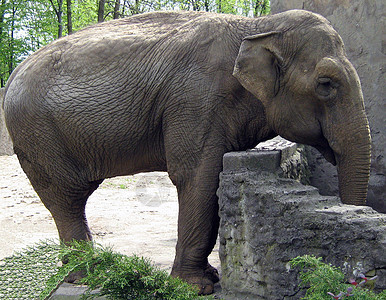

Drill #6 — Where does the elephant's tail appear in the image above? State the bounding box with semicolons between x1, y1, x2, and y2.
0;88;4;110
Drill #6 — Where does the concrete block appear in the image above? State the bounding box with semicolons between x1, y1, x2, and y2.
218;150;386;299
223;150;281;173
49;283;106;300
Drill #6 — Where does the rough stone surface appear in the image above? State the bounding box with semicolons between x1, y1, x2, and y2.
49;283;106;299
0;88;13;155
253;137;311;185
218;149;386;299
271;0;385;213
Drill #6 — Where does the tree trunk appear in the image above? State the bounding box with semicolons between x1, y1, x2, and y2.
8;2;16;76
254;0;260;17
121;0;126;16
98;0;105;23
204;0;209;12
0;0;6;86
49;0;63;38
113;0;120;19
66;0;72;34
0;0;5;37
58;3;63;38
192;0;199;11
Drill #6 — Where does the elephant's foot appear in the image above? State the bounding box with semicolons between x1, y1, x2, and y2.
187;275;214;295
176;274;214;295
205;263;220;284
171;266;219;295
64;269;86;284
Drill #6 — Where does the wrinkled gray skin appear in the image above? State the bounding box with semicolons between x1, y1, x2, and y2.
3;10;371;294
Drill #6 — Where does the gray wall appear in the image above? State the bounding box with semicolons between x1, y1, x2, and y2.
271;0;385;212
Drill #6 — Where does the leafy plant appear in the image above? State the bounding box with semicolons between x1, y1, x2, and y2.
0;240;61;299
41;240;212;299
290;255;385;300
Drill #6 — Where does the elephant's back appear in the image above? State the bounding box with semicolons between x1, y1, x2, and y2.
3;10;248;159
5;10;247;102
77;10;248;38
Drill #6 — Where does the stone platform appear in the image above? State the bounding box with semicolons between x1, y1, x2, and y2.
218;139;385;299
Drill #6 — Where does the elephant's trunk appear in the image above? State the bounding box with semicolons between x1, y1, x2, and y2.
331;112;371;206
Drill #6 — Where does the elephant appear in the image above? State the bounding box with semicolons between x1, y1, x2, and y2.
3;9;371;294
0;87;14;156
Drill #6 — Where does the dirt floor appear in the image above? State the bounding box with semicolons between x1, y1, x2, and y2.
0;155;220;274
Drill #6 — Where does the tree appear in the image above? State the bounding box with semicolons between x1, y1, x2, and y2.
0;0;7;86
0;0;33;86
7;0;17;76
98;0;105;22
49;0;64;38
253;0;270;17
113;0;120;19
66;0;72;34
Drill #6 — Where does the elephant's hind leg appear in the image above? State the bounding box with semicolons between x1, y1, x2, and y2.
15;148;101;243
47;181;100;243
16;150;102;283
46;180;101;283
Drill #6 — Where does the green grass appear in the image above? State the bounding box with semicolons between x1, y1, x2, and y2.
0;240;213;299
0;240;61;299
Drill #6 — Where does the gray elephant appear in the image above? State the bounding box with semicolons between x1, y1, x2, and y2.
0;87;14;156
3;10;371;294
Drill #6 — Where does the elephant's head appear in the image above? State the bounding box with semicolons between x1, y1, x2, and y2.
233;10;371;206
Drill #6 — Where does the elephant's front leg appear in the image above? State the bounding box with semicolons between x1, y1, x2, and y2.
170;167;221;295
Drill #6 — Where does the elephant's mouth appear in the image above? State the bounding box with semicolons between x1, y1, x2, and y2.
315;143;337;166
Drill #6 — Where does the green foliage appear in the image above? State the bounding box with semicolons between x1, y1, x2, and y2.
291;255;348;299
290;255;385;300
0;240;212;299
0;240;61;299
70;0;98;31
0;0;58;86
41;240;210;299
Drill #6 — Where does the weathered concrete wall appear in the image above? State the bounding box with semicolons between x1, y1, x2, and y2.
218;147;386;299
270;0;385;213
0;88;13;155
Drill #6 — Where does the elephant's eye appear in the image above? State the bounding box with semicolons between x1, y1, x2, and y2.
316;77;337;99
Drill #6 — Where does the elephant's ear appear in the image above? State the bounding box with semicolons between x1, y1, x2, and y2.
233;31;283;105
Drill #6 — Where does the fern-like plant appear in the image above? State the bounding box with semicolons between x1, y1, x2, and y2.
41;240;211;299
290;255;384;300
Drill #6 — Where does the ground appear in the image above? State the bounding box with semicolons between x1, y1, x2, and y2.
0;155;220;273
